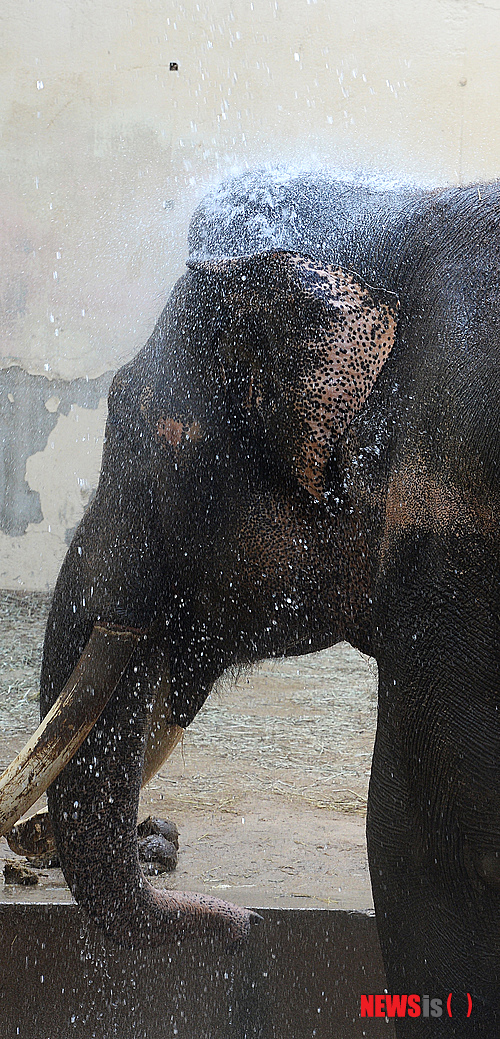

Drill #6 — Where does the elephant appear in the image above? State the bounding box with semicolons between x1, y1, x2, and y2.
0;169;498;1036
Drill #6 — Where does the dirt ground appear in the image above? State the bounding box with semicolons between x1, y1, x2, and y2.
0;592;378;911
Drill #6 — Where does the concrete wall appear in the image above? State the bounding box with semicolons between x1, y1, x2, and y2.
1;0;500;588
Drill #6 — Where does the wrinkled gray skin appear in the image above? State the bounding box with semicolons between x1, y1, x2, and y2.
40;171;499;1037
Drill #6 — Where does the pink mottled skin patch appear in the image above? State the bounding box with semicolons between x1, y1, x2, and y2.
157;417;184;447
156;417;203;448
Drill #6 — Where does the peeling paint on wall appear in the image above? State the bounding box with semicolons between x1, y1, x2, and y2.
0;368;111;589
0;367;112;535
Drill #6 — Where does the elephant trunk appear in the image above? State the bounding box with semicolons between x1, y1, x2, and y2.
43;627;255;948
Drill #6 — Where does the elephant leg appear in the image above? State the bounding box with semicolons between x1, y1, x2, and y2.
368;541;500;1036
368;721;500;1037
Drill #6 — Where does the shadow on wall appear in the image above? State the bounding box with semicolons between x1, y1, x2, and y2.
0;367;112;537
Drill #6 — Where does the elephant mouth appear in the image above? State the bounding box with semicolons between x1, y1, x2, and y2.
0;623;145;838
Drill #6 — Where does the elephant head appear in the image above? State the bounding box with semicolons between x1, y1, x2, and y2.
0;249;398;948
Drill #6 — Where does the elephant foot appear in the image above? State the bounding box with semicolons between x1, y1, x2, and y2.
6;810;179;873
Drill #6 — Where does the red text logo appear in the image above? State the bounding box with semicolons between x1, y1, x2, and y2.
360;993;473;1019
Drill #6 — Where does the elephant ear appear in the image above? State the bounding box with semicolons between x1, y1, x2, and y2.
188;250;399;500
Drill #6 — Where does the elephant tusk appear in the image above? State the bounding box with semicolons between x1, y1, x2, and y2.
141;722;183;788
141;668;184;787
0;623;144;838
